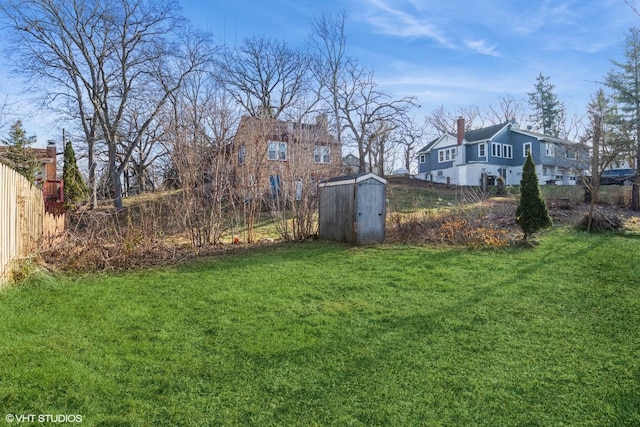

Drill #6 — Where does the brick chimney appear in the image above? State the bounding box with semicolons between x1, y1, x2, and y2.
316;113;328;130
456;117;465;146
45;140;57;181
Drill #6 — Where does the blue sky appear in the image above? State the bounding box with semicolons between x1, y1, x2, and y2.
3;0;640;146
182;0;639;122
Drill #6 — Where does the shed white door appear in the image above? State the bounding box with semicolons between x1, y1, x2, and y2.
355;180;386;244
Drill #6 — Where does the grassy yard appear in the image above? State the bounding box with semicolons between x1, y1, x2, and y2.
1;229;639;426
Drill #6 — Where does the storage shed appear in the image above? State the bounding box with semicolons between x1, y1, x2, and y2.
318;172;387;245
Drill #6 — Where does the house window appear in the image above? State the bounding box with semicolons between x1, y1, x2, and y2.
295;179;303;201
437;170;444;176
565;149;577;160
524;142;532;157
504;145;512;159
545;143;555;157
419;154;426;163
492;142;501;158
478;143;486;158
314;146;330;164
438;148;456;163
238;145;246;165
270;175;281;197
268;141;287;161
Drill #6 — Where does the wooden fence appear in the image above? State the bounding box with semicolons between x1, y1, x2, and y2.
1;163;65;286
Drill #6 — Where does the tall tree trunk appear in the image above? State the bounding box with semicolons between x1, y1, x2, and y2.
88;137;97;209
109;143;123;211
632;149;640;211
358;140;366;173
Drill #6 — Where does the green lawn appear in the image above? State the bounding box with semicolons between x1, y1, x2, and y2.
1;229;639;426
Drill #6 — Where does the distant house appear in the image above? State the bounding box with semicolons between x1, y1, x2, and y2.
0;140;58;184
233;114;341;197
415;118;588;186
0;140;63;214
342;153;360;175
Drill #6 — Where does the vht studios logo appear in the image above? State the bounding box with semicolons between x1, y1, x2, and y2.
5;414;83;423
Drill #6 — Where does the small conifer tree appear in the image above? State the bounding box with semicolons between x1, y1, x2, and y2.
63;139;89;205
1;119;39;184
516;152;552;240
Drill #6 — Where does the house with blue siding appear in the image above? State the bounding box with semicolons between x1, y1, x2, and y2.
415;118;588;186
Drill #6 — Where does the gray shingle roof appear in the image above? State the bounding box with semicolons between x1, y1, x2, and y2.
460;122;509;142
416;137;441;154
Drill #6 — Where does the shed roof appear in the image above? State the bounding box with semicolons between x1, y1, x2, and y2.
320;172;387;187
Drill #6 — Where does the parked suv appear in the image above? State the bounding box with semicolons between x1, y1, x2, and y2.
600;168;637;186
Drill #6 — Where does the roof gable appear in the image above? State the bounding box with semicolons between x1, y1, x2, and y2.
416;136;440;154
417;133;457;154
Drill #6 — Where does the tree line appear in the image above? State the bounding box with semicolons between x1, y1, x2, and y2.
2;0;640;220
0;1;418;213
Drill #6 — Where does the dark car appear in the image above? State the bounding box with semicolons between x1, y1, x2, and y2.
600;168;637;186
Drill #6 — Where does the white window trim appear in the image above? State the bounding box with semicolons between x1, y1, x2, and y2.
478;143;486;158
419;154;426;163
438;147;456;163
545;143;555;157
314;146;330;164
524;142;532;157
491;142;501;158
490;142;513;159
268;140;287;161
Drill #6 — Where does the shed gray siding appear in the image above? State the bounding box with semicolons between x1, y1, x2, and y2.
354;178;386;244
318;181;355;243
318;173;386;245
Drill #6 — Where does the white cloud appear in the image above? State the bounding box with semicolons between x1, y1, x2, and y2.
464;40;501;57
362;0;455;47
360;0;507;57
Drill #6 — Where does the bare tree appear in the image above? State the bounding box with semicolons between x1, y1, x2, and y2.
163;72;238;247
0;0;212;211
309;11;418;175
581;88;633;229
121;112;168;195
0;93;12;132
338;63;417;174
309;11;351;146
217;35;312;119
266;113;342;241
394;116;425;173
483;95;527;125
426;104;480;135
